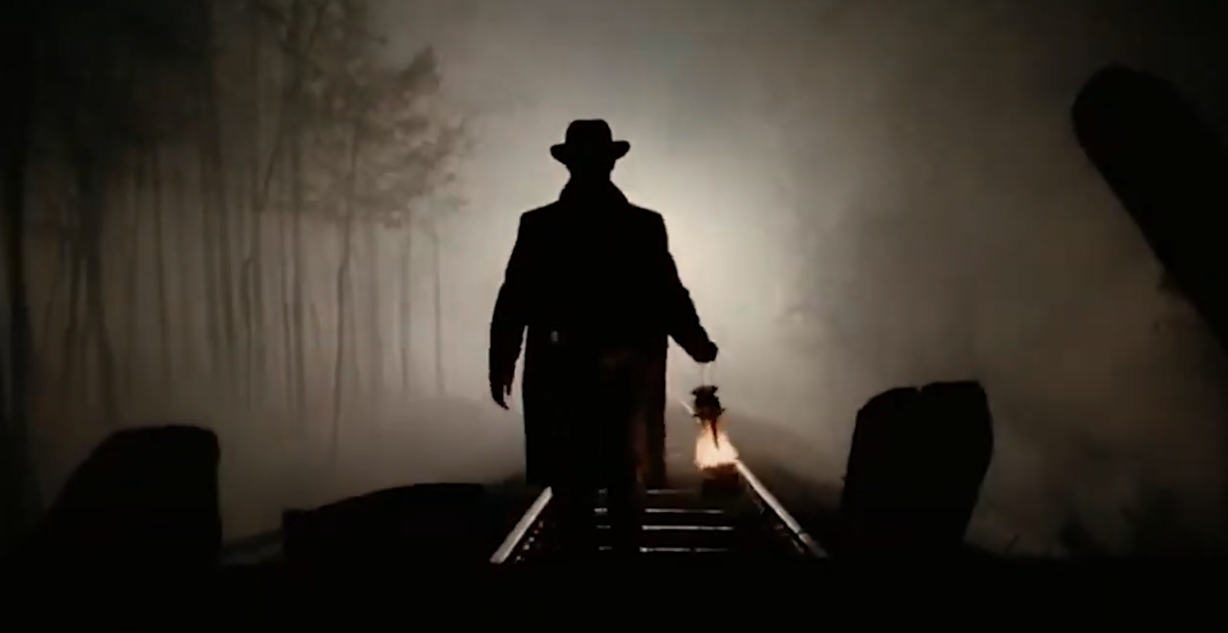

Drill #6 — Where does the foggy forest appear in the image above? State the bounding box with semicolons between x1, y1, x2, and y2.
4;0;1228;559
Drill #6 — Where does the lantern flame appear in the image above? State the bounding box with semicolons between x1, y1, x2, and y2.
695;423;738;469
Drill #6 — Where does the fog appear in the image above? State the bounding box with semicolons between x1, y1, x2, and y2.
4;0;1228;556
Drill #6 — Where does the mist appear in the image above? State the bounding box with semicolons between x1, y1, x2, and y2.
4;0;1228;557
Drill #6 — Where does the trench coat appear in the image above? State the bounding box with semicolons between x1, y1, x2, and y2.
489;181;714;489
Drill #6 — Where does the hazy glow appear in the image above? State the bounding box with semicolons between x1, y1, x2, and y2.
374;0;1228;556
22;0;1228;557
695;427;740;470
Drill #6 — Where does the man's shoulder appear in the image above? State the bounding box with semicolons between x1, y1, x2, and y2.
627;203;663;221
517;199;664;231
624;203;666;229
518;203;559;227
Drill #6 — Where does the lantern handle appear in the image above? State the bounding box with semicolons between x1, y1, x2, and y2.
699;359;716;387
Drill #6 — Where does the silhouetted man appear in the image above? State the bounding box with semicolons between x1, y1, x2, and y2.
489;120;718;557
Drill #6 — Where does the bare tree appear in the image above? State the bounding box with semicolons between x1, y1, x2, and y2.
418;191;467;397
298;1;462;450
45;2;201;425
150;147;172;385
0;0;201;545
285;0;320;422
239;0;273;407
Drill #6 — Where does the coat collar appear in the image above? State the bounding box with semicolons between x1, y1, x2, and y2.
559;179;628;207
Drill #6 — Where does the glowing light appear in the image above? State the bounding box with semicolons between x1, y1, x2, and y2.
694;422;738;469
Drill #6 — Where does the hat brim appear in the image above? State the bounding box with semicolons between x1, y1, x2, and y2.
551;140;630;165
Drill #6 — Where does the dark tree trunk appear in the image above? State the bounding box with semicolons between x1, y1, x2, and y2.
429;221;444;396
197;1;239;392
61;246;83;390
399;227;412;392
245;2;269;407
278;168;294;412
331;133;361;456
75;161;121;427
288;0;309;421
171;161;198;377
198;113;223;381
332;212;355;455
38;232;68;363
152;149;172;384
364;221;382;401
0;8;39;550
123;157;143;396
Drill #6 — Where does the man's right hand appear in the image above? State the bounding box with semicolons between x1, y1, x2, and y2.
692;341;719;365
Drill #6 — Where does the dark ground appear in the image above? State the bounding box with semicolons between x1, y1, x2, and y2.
216;401;848;565
216;395;999;564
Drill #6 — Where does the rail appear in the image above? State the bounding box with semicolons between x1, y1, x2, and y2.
489;487;554;564
735;460;825;557
489;457;826;563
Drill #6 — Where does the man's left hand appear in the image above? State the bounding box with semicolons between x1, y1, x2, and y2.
692;341;719;365
490;371;514;409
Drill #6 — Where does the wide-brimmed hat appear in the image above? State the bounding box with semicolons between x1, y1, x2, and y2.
550;119;631;166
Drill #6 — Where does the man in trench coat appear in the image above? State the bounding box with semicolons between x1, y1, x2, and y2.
489;120;718;556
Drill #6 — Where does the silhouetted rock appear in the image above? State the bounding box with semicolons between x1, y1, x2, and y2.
1073;65;1228;348
840;382;993;557
25;425;222;572
281;483;500;570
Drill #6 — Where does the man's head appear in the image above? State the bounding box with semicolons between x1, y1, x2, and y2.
551;119;630;181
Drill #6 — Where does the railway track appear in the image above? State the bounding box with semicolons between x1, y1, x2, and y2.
490;459;826;562
218;399;826;565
